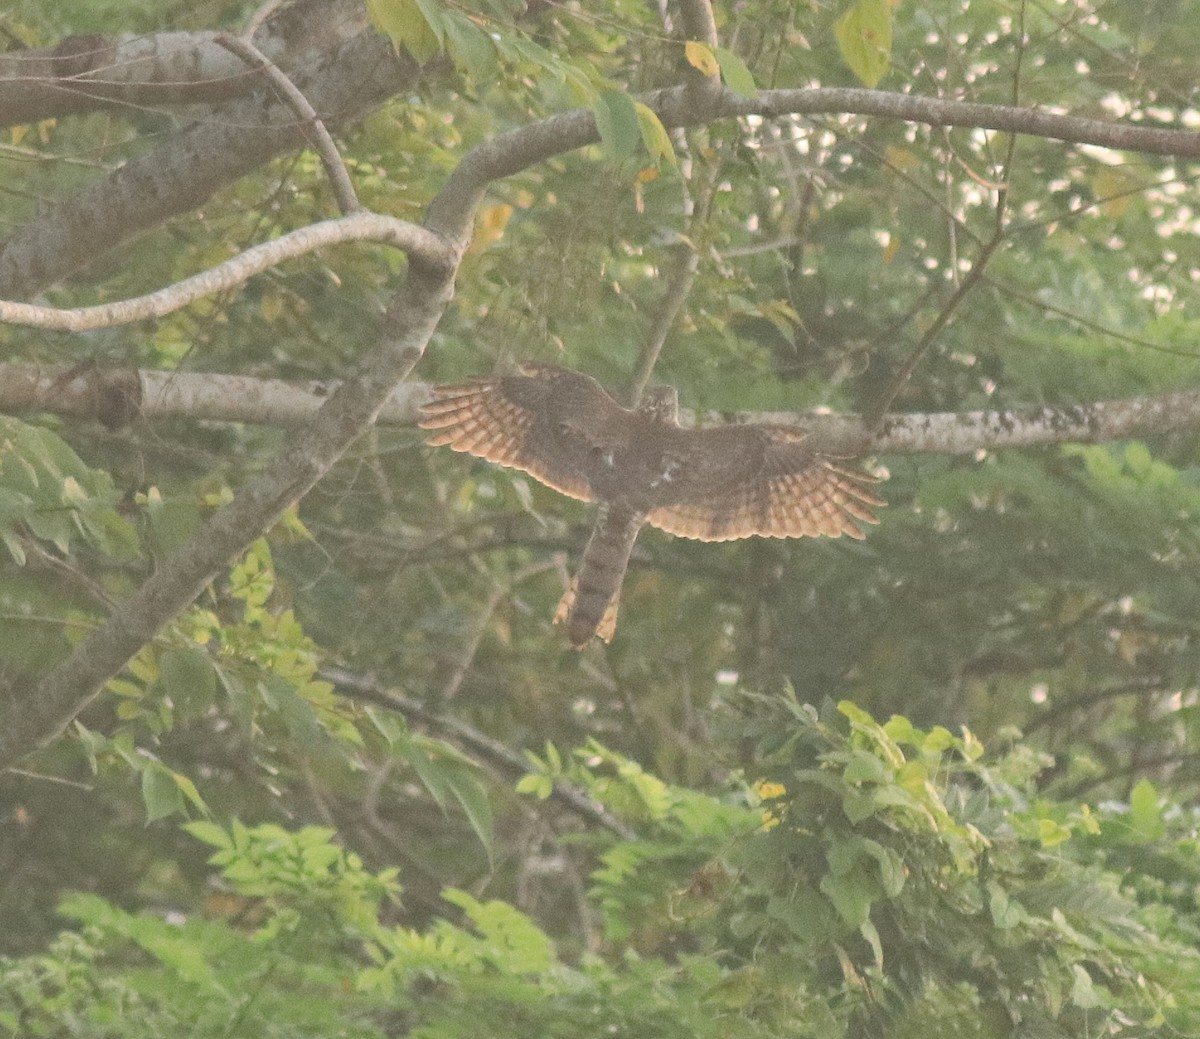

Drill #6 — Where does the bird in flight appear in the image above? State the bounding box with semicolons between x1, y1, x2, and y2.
419;363;883;647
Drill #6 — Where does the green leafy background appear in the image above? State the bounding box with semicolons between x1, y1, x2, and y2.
3;0;1200;1035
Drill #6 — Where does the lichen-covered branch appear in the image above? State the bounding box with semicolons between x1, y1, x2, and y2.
3;361;1197;455
0;0;368;126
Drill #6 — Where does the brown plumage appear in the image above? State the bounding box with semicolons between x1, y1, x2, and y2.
419;363;884;647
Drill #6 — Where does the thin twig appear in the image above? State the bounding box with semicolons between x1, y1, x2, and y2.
627;159;719;403
440;558;560;700
214;32;360;214
1058;749;1199;800
2;768;94;790
986;278;1200;360
322;666;638;840
1023;678;1168;735
627;246;700;404
865;128;1017;430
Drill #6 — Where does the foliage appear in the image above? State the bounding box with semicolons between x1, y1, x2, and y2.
4;0;1200;1035
5;709;1200;1037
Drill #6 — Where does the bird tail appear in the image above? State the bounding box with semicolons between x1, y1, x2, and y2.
554;505;644;648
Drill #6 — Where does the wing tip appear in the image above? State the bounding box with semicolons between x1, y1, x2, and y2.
645;458;885;543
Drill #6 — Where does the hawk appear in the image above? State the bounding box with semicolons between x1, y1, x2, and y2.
419;363;883;647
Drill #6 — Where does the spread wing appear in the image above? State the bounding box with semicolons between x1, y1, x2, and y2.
645;424;884;542
418;363;622;503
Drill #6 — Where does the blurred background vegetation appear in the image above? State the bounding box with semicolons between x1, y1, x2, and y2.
2;0;1200;1034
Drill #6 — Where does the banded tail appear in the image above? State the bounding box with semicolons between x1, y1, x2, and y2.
554;504;645;648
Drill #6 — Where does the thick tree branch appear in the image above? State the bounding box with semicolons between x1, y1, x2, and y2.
0;30;415;299
3;361;1199;454
746;390;1200;455
0;214;448;331
428;84;1200;248
0;0;369;126
6;70;1194;306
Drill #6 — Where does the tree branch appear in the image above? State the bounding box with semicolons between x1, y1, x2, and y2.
0;30;415;299
0;214;448;331
5;361;1199;455
6;23;1199;772
0;0;369;126
428;84;1200;249
322;666;638;840
0;256;455;769
214;31;361;214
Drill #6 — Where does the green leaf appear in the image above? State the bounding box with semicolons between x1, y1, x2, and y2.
820;870;874;927
58;893;215;985
987;880;1025;928
143;489;201;557
515;772;553;799
443;11;497;79
142;765;184;822
634;102;676;167
1124;440;1153;477
366;0;442;62
882;714;918;746
834;0;892;87
859;918;884;969
396;734;494;863
0;526;24;564
442;889;553;974
713;46;757;97
158;646;216;709
185;820;233;850
1037;817;1073;848
441;761;495;867
861;840;905;897
268;679;330;754
764;888;836;944
843;749;893;784
171;771;208;815
1070;964;1102;1009
1129;778;1165;841
593;89;641;161
921;726;956;753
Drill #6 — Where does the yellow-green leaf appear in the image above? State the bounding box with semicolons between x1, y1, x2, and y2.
593;89;641;161
366;0;441;63
1071;964;1102;1009
713;46;757;97
1129;778;1165;841
834;0;892;87
684;40;719;78
142;766;184;822
1092;165;1142;217
171;771;208;815
634;102;677;167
